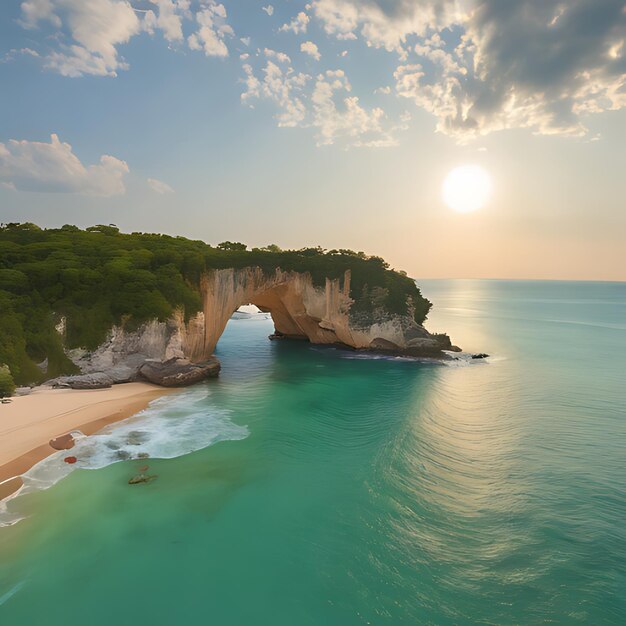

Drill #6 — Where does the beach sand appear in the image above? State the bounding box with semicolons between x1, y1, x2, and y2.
0;383;172;500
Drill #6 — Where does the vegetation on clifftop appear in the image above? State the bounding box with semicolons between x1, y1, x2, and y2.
0;223;432;384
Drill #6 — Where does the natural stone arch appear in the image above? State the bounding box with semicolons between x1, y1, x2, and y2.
177;267;446;363
182;268;353;361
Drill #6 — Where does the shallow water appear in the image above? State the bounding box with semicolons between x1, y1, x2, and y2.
0;280;625;625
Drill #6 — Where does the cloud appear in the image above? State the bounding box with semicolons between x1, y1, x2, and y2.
311;70;398;147
0;134;129;196
187;1;233;58
147;177;175;194
21;0;142;77
279;11;310;34
311;0;457;51
0;47;40;64
241;50;309;127
300;41;321;61
143;0;187;42
311;0;626;140
241;52;401;147
18;0;235;76
262;5;274;16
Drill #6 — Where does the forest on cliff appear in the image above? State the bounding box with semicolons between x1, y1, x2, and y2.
0;222;432;385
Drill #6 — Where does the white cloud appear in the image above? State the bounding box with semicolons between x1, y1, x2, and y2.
311;70;394;147
143;0;186;42
0;47;40;64
0;134;129;196
21;0;142;77
187;2;232;58
300;41;321;61
18;0;235;75
279;11;310;34
311;0;459;52
242;50;309;127
312;0;626;141
375;85;391;94
262;5;274;16
264;48;291;64
241;53;400;147
147;177;175;194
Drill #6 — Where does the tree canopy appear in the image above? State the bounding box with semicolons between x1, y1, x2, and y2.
0;223;431;384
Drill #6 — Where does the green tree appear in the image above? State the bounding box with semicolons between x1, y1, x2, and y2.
0;365;16;398
217;241;247;251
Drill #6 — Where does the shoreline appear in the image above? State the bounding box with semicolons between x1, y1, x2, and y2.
0;383;173;501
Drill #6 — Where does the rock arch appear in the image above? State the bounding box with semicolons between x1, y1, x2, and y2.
179;267;449;362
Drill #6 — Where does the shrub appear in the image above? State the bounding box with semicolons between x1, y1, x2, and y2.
0;365;16;398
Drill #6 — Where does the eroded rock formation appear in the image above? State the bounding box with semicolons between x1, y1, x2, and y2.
193;268;454;359
67;268;456;382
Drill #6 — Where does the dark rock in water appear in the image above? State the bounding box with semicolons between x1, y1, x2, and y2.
114;450;132;461
369;337;400;351
139;357;220;387
128;473;157;485
268;333;285;341
49;433;75;451
49;372;114;389
137;465;150;472
137;452;150;459
471;353;489;359
126;430;148;446
448;345;463;353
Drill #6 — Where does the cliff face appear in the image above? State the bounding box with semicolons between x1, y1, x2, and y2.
68;268;454;376
70;268;452;372
197;268;452;357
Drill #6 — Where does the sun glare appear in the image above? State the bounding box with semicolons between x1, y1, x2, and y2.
443;165;492;213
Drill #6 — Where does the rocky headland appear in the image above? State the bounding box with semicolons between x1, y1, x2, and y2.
0;224;462;392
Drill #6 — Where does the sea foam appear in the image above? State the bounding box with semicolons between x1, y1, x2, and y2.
0;387;248;527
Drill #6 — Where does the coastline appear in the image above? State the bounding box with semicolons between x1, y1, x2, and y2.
0;383;173;501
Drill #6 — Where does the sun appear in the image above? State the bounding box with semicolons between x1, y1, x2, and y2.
442;165;492;213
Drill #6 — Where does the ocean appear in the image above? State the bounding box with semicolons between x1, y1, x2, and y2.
0;280;625;625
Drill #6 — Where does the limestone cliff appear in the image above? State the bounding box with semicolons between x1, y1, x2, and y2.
68;267;455;377
194;268;455;358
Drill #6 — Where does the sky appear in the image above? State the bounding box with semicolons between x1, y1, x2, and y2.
0;0;625;280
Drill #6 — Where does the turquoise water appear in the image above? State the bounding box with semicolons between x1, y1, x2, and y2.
1;280;625;625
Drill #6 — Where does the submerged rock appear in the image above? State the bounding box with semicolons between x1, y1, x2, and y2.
128;473;157;485
139;357;221;387
126;430;149;446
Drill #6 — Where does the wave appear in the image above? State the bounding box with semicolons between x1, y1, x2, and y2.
0;582;25;607
0;388;248;527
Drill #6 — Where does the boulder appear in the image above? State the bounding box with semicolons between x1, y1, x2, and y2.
50;372;114;389
49;433;76;451
107;365;138;384
369;337;400;351
138;357;221;387
406;338;441;352
471;353;489;360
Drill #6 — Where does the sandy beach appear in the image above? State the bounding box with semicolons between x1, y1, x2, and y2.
0;383;172;500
